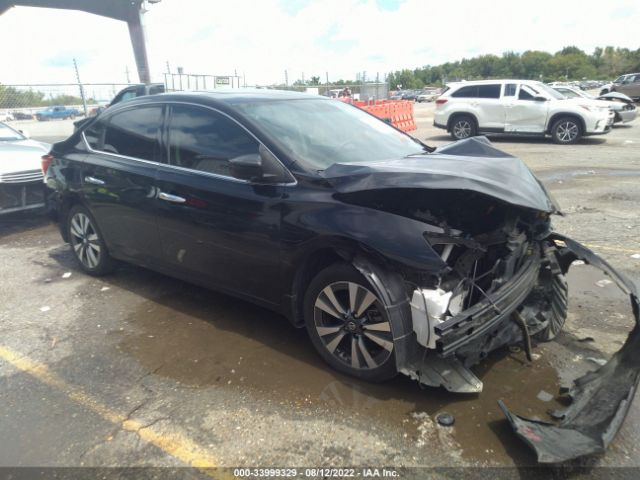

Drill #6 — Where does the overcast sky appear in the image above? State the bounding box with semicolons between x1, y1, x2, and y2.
1;0;638;86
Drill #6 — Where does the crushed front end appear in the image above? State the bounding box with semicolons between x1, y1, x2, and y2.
394;195;568;393
327;137;640;463
398;206;640;463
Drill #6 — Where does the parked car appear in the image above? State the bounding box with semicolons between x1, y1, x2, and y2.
43;90;639;463
73;83;165;131
0;122;49;215
434;79;614;144
35;105;81;121
401;90;418;101
600;73;640;99
11;111;34;121
416;89;440;102
0;110;14;122
553;86;637;124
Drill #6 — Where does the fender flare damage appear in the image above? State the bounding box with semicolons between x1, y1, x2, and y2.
499;233;640;463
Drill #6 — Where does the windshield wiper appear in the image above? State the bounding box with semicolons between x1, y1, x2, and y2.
410;137;436;154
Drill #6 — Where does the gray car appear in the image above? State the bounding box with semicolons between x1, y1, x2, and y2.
0;122;50;215
600;73;640;99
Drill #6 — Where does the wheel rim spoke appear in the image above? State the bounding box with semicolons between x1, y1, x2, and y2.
348;282;358;313
316;326;342;337
322;285;346;316
350;337;360;368
86;246;98;267
70;218;83;238
315;297;343;320
363;321;391;332
354;290;377;317
358;336;378;368
325;331;346;353
363;332;394;351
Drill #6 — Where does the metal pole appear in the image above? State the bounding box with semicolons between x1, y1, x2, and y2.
284;70;289;87
73;58;88;116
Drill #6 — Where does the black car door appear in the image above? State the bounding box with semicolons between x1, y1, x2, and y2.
154;103;288;305
81;105;164;265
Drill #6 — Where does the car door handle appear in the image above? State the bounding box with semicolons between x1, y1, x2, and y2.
84;176;105;185
158;191;186;203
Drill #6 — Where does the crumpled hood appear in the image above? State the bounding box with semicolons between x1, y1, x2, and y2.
0;139;50;175
598;91;634;103
322;137;558;213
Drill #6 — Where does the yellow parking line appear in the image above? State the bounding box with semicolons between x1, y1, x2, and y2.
0;345;223;473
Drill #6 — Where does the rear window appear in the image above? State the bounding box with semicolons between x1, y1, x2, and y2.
451;86;477;98
477;84;500;98
451;84;500;99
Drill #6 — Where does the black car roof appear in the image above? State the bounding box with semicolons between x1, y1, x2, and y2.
121;89;326;108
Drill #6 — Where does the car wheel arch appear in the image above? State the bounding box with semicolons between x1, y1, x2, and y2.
546;112;585;135
59;192;87;242
287;239;397;327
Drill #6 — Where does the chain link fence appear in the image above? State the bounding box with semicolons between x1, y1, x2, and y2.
0;83;133;121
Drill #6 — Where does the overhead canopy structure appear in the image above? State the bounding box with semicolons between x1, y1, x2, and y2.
0;0;155;83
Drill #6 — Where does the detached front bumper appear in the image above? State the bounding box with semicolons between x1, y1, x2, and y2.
500;234;640;463
401;235;639;463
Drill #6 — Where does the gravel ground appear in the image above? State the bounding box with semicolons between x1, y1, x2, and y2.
0;102;639;477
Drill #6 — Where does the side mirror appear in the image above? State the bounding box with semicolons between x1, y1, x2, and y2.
229;153;262;181
533;95;548;102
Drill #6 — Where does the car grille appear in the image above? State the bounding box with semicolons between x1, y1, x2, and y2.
0;169;43;184
0;171;45;213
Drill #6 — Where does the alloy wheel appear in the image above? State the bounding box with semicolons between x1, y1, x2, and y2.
557;121;579;143
69;212;101;269
453;120;472;139
313;281;393;370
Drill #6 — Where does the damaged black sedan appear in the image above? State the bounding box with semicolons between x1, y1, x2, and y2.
43;91;640;463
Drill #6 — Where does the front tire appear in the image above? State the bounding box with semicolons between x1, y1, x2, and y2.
67;205;115;276
304;263;397;382
450;115;477;140
551;117;582;144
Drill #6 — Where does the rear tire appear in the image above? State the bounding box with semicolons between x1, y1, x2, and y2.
551;117;582;144
67;205;116;276
450;115;477;140
304;263;397;382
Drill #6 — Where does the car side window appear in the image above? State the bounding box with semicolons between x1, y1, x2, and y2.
100;106;163;161
503;84;517;97
120;91;137;103
518;86;535;100
477;84;501;99
451;86;478;98
84;120;107;150
167;105;260;180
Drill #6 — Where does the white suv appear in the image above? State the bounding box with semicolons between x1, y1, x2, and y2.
434;79;614;144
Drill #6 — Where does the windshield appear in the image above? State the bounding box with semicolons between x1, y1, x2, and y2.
557;88;590;99
236;99;426;170
0;122;25;141
534;83;565;100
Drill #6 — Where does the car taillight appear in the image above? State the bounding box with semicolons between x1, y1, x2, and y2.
435;98;448;105
41;154;54;175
